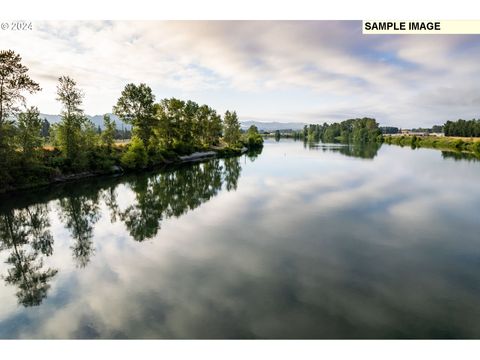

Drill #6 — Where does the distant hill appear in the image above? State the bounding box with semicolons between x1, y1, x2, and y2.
40;113;131;130
241;121;305;132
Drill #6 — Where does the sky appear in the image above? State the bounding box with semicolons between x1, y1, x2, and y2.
1;20;480;128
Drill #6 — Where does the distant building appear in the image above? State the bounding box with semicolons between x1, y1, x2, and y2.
399;129;429;136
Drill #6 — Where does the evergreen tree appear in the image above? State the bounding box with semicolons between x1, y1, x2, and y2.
40;118;50;138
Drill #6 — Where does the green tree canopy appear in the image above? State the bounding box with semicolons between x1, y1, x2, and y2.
0;50;41;130
113;83;156;146
52;76;91;166
223;110;241;146
101;114;116;150
16;106;43;160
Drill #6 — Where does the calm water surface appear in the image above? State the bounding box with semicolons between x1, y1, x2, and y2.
1;140;480;339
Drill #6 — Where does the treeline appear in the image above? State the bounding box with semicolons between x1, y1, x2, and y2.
40;117;132;141
294;118;382;143
383;134;480;155
380;126;400;134
411;125;444;133
444;119;480;137
0;50;263;193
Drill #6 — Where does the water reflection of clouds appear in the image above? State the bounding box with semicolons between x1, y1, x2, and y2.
1;143;480;338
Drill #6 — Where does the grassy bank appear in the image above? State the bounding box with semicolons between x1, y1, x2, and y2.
383;135;480;156
0;143;252;195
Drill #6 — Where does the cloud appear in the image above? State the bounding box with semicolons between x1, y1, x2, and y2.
1;21;480;126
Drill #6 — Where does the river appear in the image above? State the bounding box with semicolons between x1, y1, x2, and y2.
0;139;479;338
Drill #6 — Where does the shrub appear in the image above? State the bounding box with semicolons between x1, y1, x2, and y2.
120;137;148;170
147;143;166;166
171;140;195;155
242;125;264;149
87;148;115;172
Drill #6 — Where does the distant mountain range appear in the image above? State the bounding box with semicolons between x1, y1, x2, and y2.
40;114;305;132
40;113;131;130
240;121;306;131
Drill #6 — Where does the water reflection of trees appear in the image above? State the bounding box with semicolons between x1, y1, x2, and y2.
0;204;58;307
117;157;242;241
307;142;381;159
58;191;101;268
0;156;245;306
441;151;480;162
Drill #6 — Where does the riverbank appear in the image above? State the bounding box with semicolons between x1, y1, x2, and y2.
0;146;250;196
383;135;480;156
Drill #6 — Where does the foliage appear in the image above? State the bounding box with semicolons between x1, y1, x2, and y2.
243;125;264;149
380;126;399;134
0;49;245;194
289;118;381;144
52;76;98;170
223;110;241;146
384;134;480;157
113;83;156;146
101;114;116;150
120;136;148;170
16;106;43;160
154;98;223;151
444;119;480;137
0;50;41;188
0;50;41;151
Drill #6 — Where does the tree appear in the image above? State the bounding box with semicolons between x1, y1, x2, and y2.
113;83;156;146
244;124;264;148
82;120;99;150
16;106;43;160
223;110;241;146
101;114;116;150
442;119;480;137
0;50;41;151
0;51;41;189
194;104;211;147
155;98;185;149
205;107;223;146
181;100;199;145
274;130;281;141
41;118;50;138
120;136;147;170
315;118;380;144
54;76;89;165
56;75;83;118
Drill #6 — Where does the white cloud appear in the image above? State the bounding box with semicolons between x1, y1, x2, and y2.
1;21;480;126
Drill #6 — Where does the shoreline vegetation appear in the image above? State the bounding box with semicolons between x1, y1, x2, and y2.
382;134;480;155
0;50;263;195
267;118;480;158
2;49;480;195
